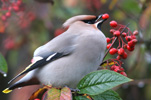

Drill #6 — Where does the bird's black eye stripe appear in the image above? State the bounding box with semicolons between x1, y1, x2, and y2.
82;18;97;24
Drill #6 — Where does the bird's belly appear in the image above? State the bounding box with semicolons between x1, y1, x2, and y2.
36;54;101;88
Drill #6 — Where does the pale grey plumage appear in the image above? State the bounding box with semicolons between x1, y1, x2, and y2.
3;15;107;93
34;21;106;88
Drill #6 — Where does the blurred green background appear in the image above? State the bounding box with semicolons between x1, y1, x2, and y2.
0;0;151;100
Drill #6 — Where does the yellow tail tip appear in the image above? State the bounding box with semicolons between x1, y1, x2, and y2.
2;88;12;94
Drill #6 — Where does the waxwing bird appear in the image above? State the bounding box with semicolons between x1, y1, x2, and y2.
3;14;107;93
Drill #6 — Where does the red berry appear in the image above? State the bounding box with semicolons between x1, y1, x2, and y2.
127;45;134;51
110;29;115;34
102;13;109;19
107;44;112;49
116;55;121;60
120;72;127;77
111;65;120;72
111;65;116;70
125;36;132;41
113;30;120;37
118;48;125;55
113;66;120;72
124;44;127;49
120;67;124;71
131;35;136;39
4;38;15;50
114;68;120;72
5;12;11;17
34;99;40;100
128;41;135;47
122;32;127;37
132;39;137;44
110;20;117;27
122;52;127;59
111;65;115;70
13;5;19;11
16;0;22;6
1;15;6;21
133;30;138;35
109;48;117;55
106;37;111;43
8;6;12;11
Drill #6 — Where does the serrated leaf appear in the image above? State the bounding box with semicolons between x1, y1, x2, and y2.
77;70;132;95
0;53;8;76
91;90;122;100
60;87;72;100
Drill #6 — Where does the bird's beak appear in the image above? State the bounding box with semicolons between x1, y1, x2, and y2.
95;14;103;23
95;14;107;24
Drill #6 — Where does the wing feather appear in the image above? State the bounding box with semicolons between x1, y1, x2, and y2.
8;52;70;84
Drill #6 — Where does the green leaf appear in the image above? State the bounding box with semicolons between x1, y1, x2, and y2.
0;53;8;76
77;70;132;95
91;90;122;100
73;95;90;100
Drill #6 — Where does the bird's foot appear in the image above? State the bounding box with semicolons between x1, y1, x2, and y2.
64;86;80;92
69;88;80;92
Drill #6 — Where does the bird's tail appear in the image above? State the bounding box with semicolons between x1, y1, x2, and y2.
2;81;22;94
2;88;12;94
2;77;40;94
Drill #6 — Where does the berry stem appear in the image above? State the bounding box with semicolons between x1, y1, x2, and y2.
119;36;126;48
102;23;130;61
117;37;121;49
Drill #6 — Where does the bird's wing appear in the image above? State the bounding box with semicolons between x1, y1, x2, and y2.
8;52;70;84
8;33;78;84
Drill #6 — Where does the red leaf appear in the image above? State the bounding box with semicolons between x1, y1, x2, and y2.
60;87;72;100
46;88;61;100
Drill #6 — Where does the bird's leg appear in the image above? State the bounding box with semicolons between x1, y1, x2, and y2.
70;88;80;92
69;88;80;92
64;86;80;92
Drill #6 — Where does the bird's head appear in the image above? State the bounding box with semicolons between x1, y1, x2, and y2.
63;14;107;30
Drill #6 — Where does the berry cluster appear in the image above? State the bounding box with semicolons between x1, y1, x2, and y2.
1;0;23;21
111;65;127;77
104;19;138;76
0;0;36;30
107;20;138;59
3;37;15;50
